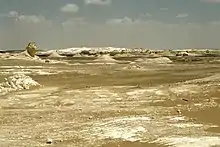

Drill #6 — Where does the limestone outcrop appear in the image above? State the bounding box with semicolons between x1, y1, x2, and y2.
0;74;41;95
26;41;37;57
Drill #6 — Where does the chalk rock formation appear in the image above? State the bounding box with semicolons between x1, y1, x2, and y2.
0;74;41;95
26;41;37;57
48;50;64;58
94;54;117;63
1;42;40;60
162;50;175;57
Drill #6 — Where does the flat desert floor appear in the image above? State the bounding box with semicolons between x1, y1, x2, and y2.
0;56;220;147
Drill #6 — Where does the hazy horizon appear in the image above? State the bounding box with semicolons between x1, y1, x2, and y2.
1;0;220;50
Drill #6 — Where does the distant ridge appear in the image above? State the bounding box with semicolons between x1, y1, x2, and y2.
0;49;45;53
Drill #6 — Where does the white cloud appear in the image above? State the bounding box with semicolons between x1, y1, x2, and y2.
145;13;152;17
106;17;134;25
176;13;188;18
60;4;79;13
106;16;165;25
8;11;19;17
62;17;87;26
18;15;45;23
3;11;46;23
0;11;18;18
105;16;201;32
85;0;111;5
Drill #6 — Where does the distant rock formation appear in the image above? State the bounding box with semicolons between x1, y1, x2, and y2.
11;41;39;59
162;50;175;57
94;54;117;63
48;50;64;58
0;74;41;95
176;52;189;57
25;41;37;57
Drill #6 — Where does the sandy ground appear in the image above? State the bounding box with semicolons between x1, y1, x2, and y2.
0;56;220;147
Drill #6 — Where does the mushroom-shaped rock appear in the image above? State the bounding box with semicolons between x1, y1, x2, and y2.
26;42;37;57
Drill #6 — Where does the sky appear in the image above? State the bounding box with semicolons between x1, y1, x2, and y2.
0;0;220;49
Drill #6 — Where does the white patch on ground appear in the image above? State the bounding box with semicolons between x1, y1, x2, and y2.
1;87;60;109
185;74;220;84
35;71;56;75
88;116;151;142
169;84;199;94
135;57;173;64
2;82;217;111
126;89;147;96
168;116;186;122
153;136;220;147
0;66;92;76
81;114;219;146
0;80;219;146
0;66;46;69
126;88;167;100
169;123;206;128
0;68;59;75
86;62;116;65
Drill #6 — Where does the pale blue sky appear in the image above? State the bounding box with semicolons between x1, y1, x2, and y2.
0;0;220;49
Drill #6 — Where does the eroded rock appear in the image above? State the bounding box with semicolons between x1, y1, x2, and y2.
0;74;41;95
48;50;64;58
26;42;37;57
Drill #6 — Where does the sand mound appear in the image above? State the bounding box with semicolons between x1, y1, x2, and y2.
135;57;172;64
48;51;64;58
94;55;117;63
0;74;41;95
162;50;175;57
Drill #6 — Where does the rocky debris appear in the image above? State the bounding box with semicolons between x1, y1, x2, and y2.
45;59;50;63
175;51;200;57
182;98;189;102
0;74;41;95
46;138;53;144
176;52;187;57
135;57;173;64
